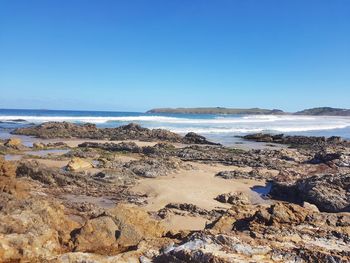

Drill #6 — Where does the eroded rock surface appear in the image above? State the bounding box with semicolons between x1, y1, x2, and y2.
271;173;350;212
13;122;218;145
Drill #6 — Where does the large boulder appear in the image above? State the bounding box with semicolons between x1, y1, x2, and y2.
0;156;16;178
124;157;185;178
72;216;120;254
182;132;220;145
0;157;26;200
66;157;93;171
270;173;350;213
215;192;250;205
72;204;165;254
4;138;23;149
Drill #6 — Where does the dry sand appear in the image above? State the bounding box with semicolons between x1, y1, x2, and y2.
131;162;269;231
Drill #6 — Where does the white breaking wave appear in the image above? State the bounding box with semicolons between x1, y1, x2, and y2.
0;115;182;124
1;114;350;134
159;124;350;134
0;114;332;124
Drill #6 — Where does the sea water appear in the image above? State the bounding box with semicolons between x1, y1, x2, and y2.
1;109;350;146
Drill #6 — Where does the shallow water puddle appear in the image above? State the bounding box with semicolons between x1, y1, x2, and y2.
4;149;70;161
62;194;116;209
4;154;22;161
251;182;272;198
248;182;273;204
25;149;70;156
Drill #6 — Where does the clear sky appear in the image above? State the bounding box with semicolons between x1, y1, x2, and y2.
0;0;349;112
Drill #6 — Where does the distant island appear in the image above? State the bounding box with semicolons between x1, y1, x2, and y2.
294;107;350;116
147;107;350;116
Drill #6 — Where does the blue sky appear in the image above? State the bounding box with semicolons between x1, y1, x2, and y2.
0;0;349;112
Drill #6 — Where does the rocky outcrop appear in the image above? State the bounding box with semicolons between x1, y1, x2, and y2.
308;151;342;165
182;132;220;145
16;161;71;186
13;122;217;145
0;198;77;262
78;141;142;153
33;141;68;149
215;170;256;180
242;133;350;150
0;156;16;178
72;204;165;254
124;157;187;178
155;231;274;262
270;173;350;212
0;157;27;202
15;161;135;197
196;202;350;263
0;158;77;262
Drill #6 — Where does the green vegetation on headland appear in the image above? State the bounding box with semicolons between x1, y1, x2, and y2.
147;107;285;115
294;107;350;116
147;107;350;116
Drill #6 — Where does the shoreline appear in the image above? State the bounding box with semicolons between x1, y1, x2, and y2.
0;121;349;262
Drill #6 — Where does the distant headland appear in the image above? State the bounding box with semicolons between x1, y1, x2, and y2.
147;107;350;116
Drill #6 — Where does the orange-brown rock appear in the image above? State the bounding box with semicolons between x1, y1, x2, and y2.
66;157;92;171
0;157;26;198
72;204;166;254
4;138;23;149
0;198;77;262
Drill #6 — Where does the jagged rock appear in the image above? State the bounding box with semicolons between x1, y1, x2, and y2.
215;192;250;205
242;133;350;150
270;173;350;213
13;122;217;144
165;203;211;216
4;138;23;149
0;156;16;178
33;142;45;149
72;204;165;254
278;148;305;162
261;203;308;225
308;151;342;164
215;170;259;180
66;157;93;171
13;122;103;139
155;232;273;262
33;141;68;149
303;202;320;213
79;141;142;153
17;161;70;186
158;203;225;220
0;198;77;262
16;161;137;198
46;142;69;148
182;132;220;145
72;216;120;254
206;202;350;262
93;169;137;185
124;157;185;178
142;143;176;157
0;157;26;201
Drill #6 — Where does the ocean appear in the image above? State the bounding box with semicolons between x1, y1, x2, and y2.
1;109;350;145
